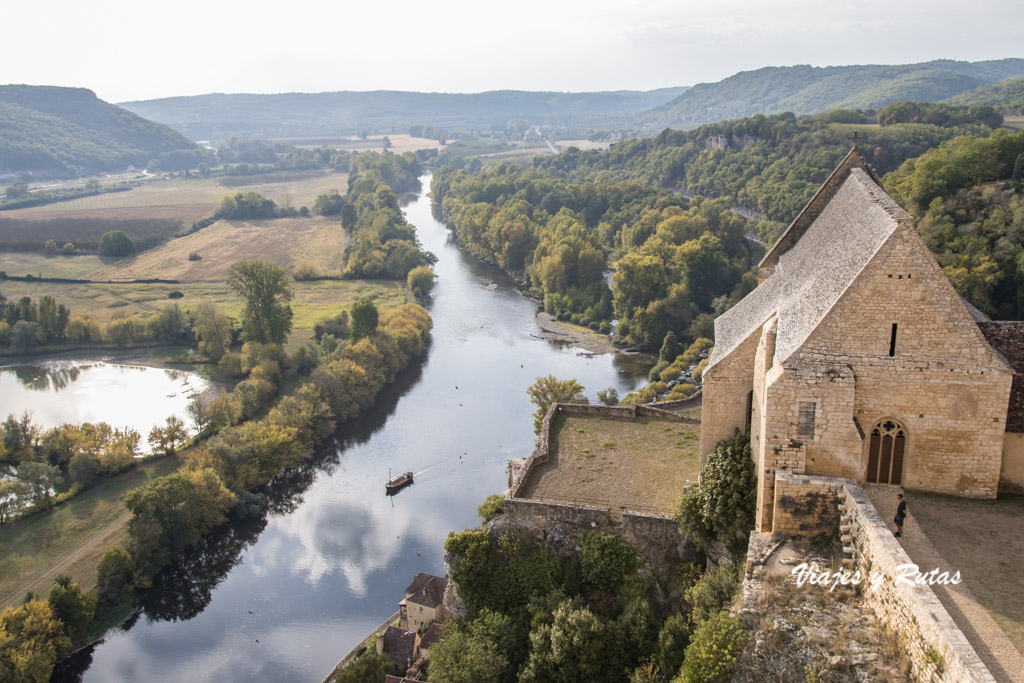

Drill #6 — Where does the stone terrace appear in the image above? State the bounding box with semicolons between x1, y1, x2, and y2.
516;411;701;516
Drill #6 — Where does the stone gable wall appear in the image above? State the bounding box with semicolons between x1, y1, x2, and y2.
701;331;759;458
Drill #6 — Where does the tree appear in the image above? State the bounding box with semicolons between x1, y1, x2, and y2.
97;230;135;257
0;599;71;682
67;452;100;487
226;259;293;344
428;621;509;683
332;652;395;683
148;416;188;456
17;462;62;506
46;575;95;643
194;302;232;360
406;266;435;299
10;321;41;352
0;480;28;526
43;240;57;254
350;298;379;340
520;601;609;683
526;375;587;433
186;391;211;436
597;387;619;406
148;304;187;342
677;613;746;683
659;331;680;362
95;547;135;607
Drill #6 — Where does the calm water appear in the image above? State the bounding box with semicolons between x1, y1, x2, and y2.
0;359;210;445
60;176;653;682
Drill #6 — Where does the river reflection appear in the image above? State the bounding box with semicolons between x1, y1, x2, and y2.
60;176;654;682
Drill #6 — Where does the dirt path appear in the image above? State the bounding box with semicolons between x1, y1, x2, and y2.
863;485;1024;683
1;508;131;608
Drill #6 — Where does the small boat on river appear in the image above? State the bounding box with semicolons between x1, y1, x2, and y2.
386;470;414;494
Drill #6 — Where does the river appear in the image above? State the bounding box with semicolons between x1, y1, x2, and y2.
59;176;653;682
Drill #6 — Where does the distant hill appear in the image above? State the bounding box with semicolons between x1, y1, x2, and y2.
118;88;690;140
948;76;1024;110
646;59;1024;129
0;85;204;176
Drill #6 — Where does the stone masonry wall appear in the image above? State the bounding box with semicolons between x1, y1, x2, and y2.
771;471;845;537
841;482;994;682
701;331;759;459
504;402;698;570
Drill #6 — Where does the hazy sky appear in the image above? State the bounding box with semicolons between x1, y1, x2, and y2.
5;0;1022;102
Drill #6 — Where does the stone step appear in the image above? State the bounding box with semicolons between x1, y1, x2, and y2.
841;534;852;543
840;524;851;532
842;546;854;555
841;558;854;565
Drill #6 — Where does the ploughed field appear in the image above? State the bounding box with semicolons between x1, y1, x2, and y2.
517;413;701;516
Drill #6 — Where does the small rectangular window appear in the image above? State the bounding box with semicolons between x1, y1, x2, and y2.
889;323;898;357
798;402;816;440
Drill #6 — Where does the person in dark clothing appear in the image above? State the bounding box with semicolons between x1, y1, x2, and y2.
894;493;907;537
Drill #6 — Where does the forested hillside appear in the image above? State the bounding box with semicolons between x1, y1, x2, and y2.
119;88;689;140
948;77;1024;113
0;85;207;175
646;59;1024;129
434;106;1024;349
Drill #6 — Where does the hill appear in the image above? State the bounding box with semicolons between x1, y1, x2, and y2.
646;59;1024;129
117;88;690;140
0;85;206;176
948;76;1024;111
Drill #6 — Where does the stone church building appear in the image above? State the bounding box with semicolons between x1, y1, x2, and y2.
699;148;1024;532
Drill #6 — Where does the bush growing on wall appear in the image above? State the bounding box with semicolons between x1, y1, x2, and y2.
676;429;755;558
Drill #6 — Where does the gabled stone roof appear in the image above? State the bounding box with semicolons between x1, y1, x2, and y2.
759;147;881;275
709;164;910;372
418;622;444;652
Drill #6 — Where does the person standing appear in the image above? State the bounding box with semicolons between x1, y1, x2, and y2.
894;493;908;537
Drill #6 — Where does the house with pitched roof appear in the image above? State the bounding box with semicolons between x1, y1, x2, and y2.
699;147;1024;532
399;573;448;632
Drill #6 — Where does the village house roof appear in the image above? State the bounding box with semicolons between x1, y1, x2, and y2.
418;622;444;653
978;322;1024;432
380;626;417;669
404;573;447;609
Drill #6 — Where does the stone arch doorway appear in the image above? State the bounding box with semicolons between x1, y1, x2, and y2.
866;419;906;485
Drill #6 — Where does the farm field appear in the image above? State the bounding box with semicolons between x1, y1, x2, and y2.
87;216;345;282
0;279;407;347
0;171;349;223
0;252;110;278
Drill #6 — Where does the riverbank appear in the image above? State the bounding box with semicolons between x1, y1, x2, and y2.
533;311;622;355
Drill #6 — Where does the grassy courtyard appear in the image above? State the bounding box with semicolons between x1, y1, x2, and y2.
516;413;701;516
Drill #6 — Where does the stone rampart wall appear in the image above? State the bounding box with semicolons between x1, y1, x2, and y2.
841;482;994;682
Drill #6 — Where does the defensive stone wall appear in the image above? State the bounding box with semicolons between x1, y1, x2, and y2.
760;474;994;681
841;483;994;682
504;402;697;568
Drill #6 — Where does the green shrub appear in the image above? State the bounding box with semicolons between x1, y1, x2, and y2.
97;230;135;256
676;612;747;682
477;493;504;525
649;360;670;381
580;531;640;592
685;564;740;624
677;429;755;558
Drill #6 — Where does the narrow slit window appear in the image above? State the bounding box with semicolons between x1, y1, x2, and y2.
889;323;898;357
798;402;816;440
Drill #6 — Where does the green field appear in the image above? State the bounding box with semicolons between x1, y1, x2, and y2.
0;453;184;608
0;252;109;278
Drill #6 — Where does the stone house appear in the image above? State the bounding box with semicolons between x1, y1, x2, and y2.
376;625;418;671
399;573;447;632
699;147;1024;532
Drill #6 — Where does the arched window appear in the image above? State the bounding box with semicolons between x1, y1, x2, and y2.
866;419;906;485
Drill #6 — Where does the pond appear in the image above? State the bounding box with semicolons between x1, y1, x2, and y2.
0;357;212;445
57;176;654;681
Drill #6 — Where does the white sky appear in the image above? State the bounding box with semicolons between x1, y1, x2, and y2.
4;0;1022;102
